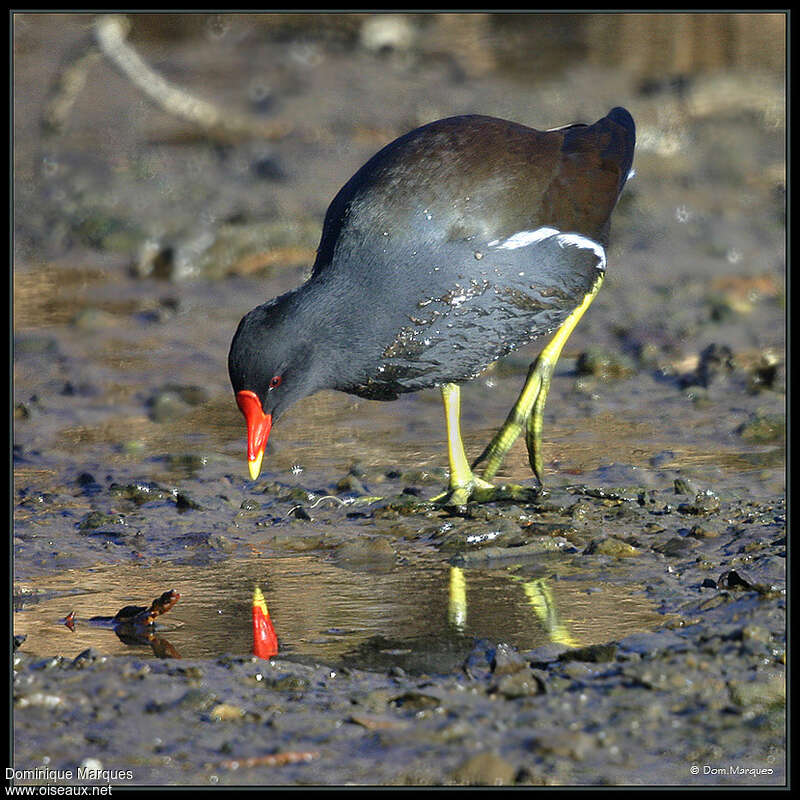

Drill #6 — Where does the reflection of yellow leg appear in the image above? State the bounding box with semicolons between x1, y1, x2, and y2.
474;273;605;485
448;568;577;647
519;578;577;648
448;566;467;631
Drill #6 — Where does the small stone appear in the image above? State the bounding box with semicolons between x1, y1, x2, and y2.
492;670;545;698
678;490;721;516
695;343;735;387
389;692;440;711
72;308;116;330
575;346;636;380
148;391;188;423
207;534;235;553
530;730;595;761
740;625;771;644
491;643;528;676
176;491;202;511
746;350;781;392
208;703;245;722
728;675;784;708
78;511;124;531
15;692;64;710
348;714;409;731
71;648;104;668
288;505;312;520
584;537;639;557
451;752;516;786
559;643;617;663
689;524;720;539
652;536;697;557
333;537;395;565
336;474;367;494
673;477;697;495
737;412;785;443
150;688;218;713
717;569;756;591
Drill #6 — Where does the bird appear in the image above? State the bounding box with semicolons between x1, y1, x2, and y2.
228;107;636;504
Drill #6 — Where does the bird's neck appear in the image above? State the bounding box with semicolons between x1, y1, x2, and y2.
287;273;379;392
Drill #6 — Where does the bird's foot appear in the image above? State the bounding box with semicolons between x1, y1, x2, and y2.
430;475;540;507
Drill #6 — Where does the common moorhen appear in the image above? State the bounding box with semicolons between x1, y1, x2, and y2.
229;107;636;503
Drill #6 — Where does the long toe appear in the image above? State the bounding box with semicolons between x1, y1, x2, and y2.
430;477;540;507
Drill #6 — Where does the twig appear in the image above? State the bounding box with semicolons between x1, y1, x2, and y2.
93;14;291;141
216;751;320;769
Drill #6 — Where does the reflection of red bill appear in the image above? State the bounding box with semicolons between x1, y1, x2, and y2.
252;585;278;659
64;611;76;632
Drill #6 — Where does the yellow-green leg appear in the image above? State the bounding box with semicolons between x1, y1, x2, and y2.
430;383;540;505
430;383;496;505
473;272;604;485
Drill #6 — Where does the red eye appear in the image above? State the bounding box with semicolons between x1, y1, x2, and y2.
269;375;282;389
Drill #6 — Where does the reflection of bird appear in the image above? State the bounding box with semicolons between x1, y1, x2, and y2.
447;567;576;647
448;566;467;631
229;108;636;503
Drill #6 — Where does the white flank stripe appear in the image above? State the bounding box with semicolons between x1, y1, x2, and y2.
488;226;606;270
555;233;607;270
489;227;560;250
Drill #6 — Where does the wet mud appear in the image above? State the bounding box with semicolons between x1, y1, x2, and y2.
13;13;785;786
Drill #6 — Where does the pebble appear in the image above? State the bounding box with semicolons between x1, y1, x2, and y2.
78;511;125;531
491;643;528;676
451;752;517;786
678;490;721;515
559;643;618;664
491;671;545;699
72;308;116;330
728;674;784;708
652;536;697;557
576;346;636;380
584;537;639;557
15;691;64;709
333;537;396;566
737;412;785;443
529;730;596;761
208;702;245;722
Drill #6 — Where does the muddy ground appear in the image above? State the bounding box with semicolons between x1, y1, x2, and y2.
12;14;785;786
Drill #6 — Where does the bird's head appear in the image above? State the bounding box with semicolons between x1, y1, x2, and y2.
228;298;316;480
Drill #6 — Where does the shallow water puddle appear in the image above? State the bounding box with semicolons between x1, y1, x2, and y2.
14;551;664;673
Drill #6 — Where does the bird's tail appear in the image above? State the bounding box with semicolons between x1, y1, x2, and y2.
605;107;637;194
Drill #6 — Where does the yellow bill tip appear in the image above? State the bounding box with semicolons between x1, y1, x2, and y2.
248;450;264;481
252;585;269;616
